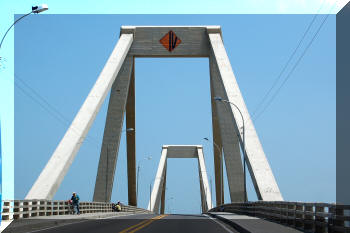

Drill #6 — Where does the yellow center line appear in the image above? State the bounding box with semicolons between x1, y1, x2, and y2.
128;215;168;233
118;218;151;233
118;215;168;233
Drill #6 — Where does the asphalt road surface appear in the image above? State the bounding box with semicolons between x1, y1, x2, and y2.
24;214;239;233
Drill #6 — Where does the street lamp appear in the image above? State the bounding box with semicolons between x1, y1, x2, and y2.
123;127;134;133
166;197;174;213
214;96;247;202
0;4;49;50
136;156;152;205
203;137;224;206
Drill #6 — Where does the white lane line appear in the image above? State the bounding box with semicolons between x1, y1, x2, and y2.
204;214;236;233
98;213;135;219
25;220;90;233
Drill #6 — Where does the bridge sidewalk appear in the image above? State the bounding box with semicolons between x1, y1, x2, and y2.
208;212;303;233
1;212;140;233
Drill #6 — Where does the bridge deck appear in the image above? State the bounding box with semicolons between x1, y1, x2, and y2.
210;212;303;233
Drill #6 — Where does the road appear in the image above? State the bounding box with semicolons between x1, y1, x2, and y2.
24;214;239;233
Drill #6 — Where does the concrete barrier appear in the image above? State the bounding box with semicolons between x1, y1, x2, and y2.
1;200;151;220
209;201;350;233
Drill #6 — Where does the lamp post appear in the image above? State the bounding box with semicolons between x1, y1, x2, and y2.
0;4;48;50
149;181;152;211
214;96;247;202
209;176;213;206
136;156;152;205
166;197;174;213
203;137;224;206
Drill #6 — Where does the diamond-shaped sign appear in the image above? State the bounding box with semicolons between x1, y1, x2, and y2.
159;31;181;52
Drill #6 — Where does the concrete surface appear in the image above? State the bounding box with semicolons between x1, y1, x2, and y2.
210;81;224;206
1;212;139;233
209;32;283;201
210;50;245;202
148;145;213;213
126;61;137;206
3;214;240;233
209;212;303;233
93;55;134;202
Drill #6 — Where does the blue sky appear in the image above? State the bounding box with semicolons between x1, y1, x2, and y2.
12;14;335;214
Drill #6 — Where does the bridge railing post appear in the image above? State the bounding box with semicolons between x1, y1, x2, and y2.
257;202;263;219
303;203;314;231
207;201;350;233
265;201;271;220
273;201;280;222
295;202;303;229
2;199;151;221
23;200;29;218
31;200;37;217
315;204;326;233
287;202;295;226
335;205;345;232
279;202;284;222
282;202;288;225
277;202;282;224
13;200;21;219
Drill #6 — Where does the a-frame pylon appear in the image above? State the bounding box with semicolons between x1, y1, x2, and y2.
26;26;283;205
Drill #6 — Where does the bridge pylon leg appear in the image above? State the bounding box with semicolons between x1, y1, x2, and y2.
148;145;213;213
210;70;224;206
208;32;283;201
160;165;167;214
93;55;134;202
210;52;245;203
126;59;137;206
25;34;133;200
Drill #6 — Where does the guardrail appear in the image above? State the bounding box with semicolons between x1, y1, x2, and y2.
1;200;152;220
209;201;350;233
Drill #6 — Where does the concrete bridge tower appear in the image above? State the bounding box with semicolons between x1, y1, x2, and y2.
26;26;283;206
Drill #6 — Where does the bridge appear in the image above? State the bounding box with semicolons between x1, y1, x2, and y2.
1;26;349;233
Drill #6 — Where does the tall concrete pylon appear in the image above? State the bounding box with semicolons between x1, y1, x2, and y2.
26;26;283;204
148;145;213;213
25;33;133;200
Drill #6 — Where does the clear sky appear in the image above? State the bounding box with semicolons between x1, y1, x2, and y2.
13;14;335;214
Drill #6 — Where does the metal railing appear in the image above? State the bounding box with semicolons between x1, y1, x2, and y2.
209;201;350;233
1;200;152;220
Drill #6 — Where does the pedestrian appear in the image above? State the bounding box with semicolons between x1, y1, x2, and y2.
112;203;117;212
116;201;122;212
71;192;80;214
68;199;74;214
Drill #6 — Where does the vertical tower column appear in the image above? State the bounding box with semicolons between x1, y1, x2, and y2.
26;34;133;200
149;145;213;213
93;55;134;202
198;147;212;211
126;58;136;206
210;53;245;202
148;147;167;212
210;65;224;206
208;32;283;201
160;166;167;214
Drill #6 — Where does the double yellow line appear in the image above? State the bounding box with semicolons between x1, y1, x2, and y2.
119;215;168;233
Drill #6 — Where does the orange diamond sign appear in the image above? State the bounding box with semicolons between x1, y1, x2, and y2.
160;31;181;52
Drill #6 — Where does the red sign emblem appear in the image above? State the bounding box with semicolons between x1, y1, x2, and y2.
160;31;181;52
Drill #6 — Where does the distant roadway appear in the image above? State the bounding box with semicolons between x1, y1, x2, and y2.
26;214;239;233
